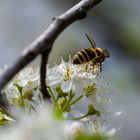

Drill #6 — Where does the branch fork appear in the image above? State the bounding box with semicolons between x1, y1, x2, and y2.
0;0;103;107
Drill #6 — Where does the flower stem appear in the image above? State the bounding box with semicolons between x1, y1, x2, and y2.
48;87;60;111
48;87;55;102
61;90;73;113
65;114;89;120
63;96;67;101
70;95;83;106
19;92;25;110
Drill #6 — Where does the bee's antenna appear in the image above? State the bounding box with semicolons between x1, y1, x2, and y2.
68;52;72;64
60;55;65;64
52;59;57;66
85;33;96;48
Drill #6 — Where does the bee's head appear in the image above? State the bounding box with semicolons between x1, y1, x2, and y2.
102;49;110;58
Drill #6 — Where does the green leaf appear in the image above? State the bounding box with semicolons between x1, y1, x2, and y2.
74;133;108;140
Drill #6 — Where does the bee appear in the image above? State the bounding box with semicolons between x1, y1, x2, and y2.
72;33;110;73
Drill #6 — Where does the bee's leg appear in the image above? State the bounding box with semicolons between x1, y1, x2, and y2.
85;63;88;72
91;62;95;74
85;62;93;73
99;63;102;72
93;64;95;74
92;63;102;75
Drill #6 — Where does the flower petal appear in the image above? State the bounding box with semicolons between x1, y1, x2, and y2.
90;94;110;112
107;128;116;136
47;74;63;86
61;80;72;92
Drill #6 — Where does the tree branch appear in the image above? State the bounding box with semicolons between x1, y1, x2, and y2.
0;0;103;105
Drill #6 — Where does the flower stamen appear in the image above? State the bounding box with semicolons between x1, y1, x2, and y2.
84;83;96;97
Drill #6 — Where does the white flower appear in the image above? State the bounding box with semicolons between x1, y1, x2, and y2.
65;121;86;138
81;74;111;112
86;119;116;136
4;84;43;110
66;108;120;137
69;73;111;116
47;59;73;92
0;104;67;140
14;64;40;89
3;64;41;109
83;109;122;136
4;83;20;105
47;56;93;93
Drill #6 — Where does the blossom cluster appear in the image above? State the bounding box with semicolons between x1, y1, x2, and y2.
0;56;121;140
1;64;43;111
46;56;120;136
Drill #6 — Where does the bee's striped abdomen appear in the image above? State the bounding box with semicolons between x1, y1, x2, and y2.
72;54;84;64
95;48;102;57
85;48;96;59
72;48;97;65
80;50;90;61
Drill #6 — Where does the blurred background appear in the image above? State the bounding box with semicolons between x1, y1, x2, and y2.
0;0;140;139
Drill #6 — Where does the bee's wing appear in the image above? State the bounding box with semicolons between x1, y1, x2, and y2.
85;33;96;48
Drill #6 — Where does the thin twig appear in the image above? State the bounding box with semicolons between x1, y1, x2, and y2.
40;51;50;98
0;0;103;106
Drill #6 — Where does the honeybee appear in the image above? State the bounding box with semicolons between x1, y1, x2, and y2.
72;33;110;73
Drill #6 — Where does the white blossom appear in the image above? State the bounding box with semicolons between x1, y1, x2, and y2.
84;110;119;136
0;54;121;138
0;104;67;140
47;56;111;113
47;56;94;93
3;64;42;109
65;121;86;138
